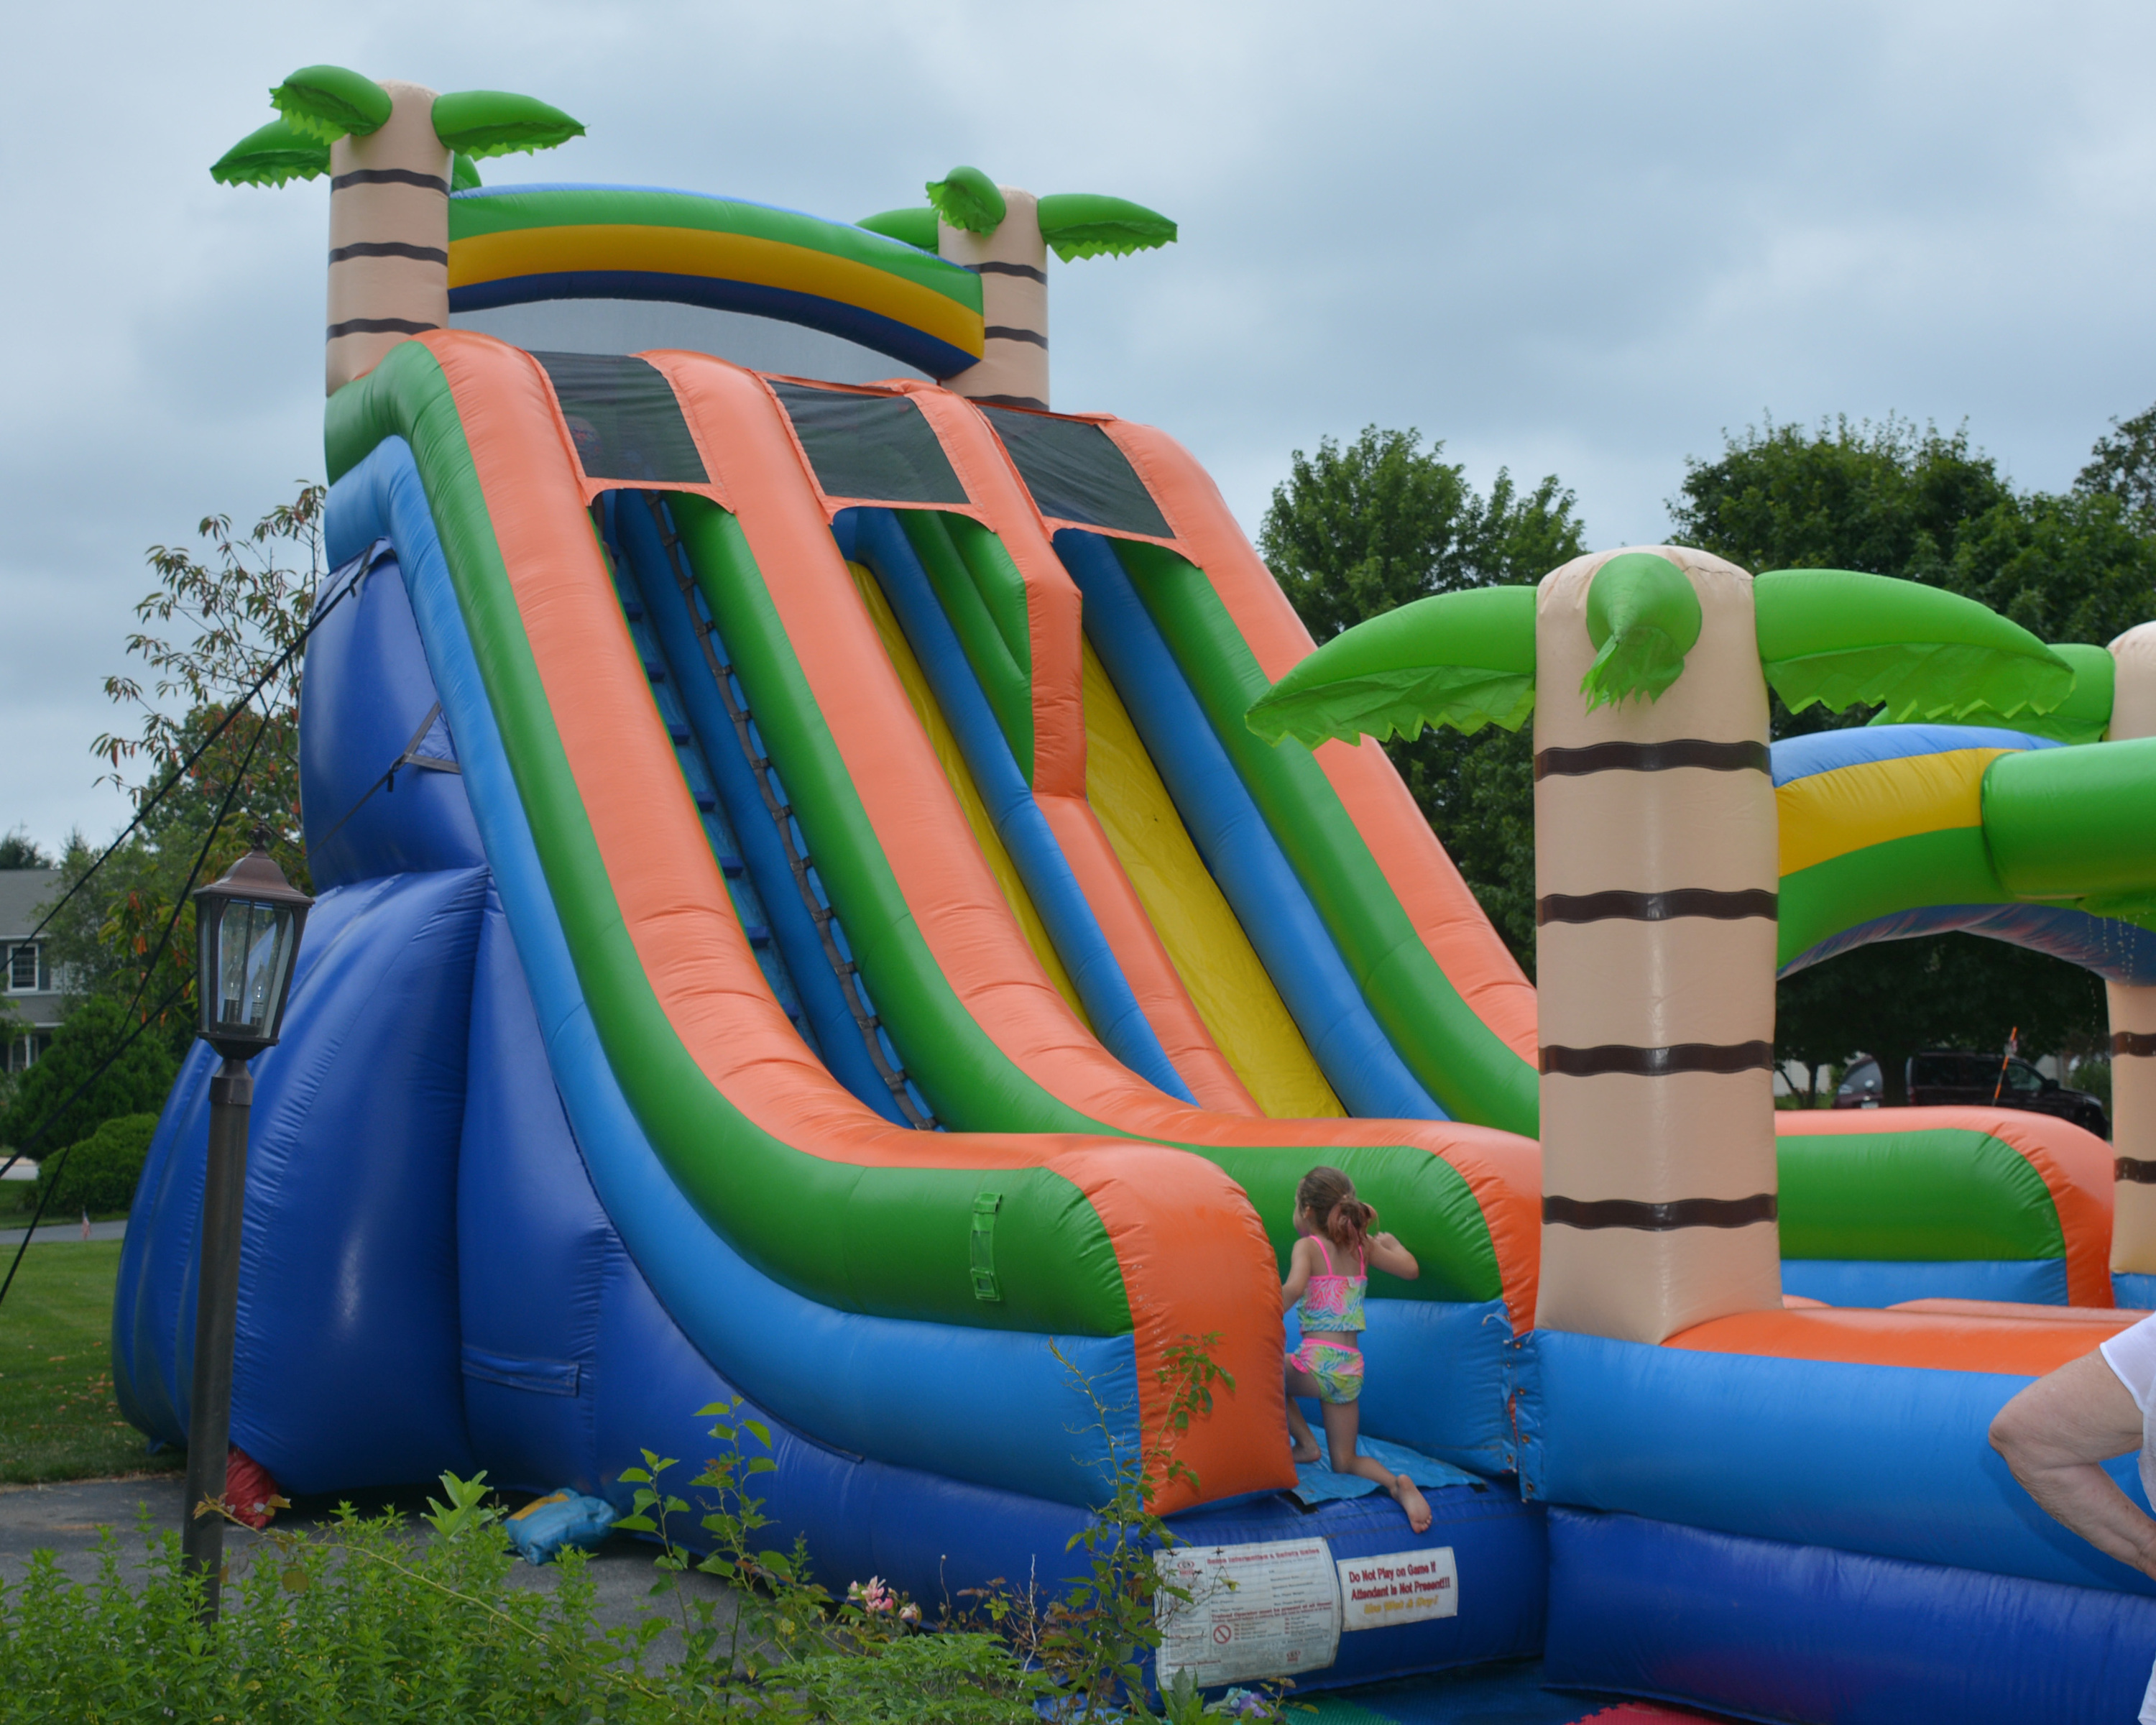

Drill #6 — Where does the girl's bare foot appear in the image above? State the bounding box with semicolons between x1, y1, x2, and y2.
1391;1475;1432;1533
1290;1438;1322;1464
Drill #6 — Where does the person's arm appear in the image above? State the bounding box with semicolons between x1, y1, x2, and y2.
1281;1238;1314;1315
1990;1350;2156;1578
1364;1216;1419;1282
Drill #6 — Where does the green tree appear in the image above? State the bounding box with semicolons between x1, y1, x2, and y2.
2078;402;2156;530
45;485;321;1024
1261;427;1585;968
0;997;176;1157
0;829;53;870
1672;413;2156;1086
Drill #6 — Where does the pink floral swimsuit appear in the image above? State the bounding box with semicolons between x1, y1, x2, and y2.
1288;1237;1366;1405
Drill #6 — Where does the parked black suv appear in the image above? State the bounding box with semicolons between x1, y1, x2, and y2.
1833;1051;2109;1138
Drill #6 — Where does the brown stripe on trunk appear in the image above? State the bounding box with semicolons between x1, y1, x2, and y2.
331;242;450;264
1534;738;1771;779
1539;888;1777;925
1542;1041;1775;1076
329;167;449;192
2115;1031;2156;1058
2118;1158;2156;1184
327;316;441;339
1544;1193;1778;1230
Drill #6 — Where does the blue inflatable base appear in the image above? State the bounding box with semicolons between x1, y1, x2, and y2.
1545;1506;2156;1724
2117;1273;2156;1311
1781;1256;2068;1307
1167;1482;1547;1695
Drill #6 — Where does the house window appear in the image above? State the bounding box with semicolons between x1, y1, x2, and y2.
7;943;37;993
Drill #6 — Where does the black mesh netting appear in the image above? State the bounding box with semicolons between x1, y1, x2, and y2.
768;382;969;505
978;405;1171;538
533;352;709;484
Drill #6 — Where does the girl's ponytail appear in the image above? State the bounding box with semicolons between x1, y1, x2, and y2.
1296;1166;1371;1256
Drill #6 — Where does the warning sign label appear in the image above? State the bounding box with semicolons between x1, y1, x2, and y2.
1337;1546;1457;1632
1154;1536;1342;1688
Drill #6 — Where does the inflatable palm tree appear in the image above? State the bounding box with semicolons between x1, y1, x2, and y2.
860;167;1176;409
1249;549;2073;1343
211;66;584;394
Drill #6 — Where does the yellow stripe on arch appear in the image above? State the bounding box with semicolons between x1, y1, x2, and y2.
1777;748;2012;878
448;224;986;360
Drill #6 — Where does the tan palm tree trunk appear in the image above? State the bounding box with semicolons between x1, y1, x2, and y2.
324;80;450;395
939;188;1050;410
2107;622;2156;1284
1533;547;1784;1343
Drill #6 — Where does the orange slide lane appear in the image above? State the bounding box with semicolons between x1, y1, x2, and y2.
650;353;1544;1331
1775;1107;2116;1310
1101;418;1541;1069
423;331;1290;1507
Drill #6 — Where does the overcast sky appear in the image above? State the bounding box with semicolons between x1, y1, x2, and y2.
5;0;2153;854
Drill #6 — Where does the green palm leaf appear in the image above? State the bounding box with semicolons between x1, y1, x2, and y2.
924;166;1005;234
431;90;586;159
1035;193;1176;261
1754;568;2073;722
211;118;331;187
270;65;392;143
857;207;939;249
1246;587;1537;746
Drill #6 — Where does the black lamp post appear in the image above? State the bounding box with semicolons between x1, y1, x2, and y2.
181;835;312;1622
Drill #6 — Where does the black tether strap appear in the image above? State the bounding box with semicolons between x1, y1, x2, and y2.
311;702;461;852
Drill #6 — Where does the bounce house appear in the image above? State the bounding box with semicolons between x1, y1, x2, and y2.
112;68;2156;1718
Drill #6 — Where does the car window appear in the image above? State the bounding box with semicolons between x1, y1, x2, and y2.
2007;1060;2045;1094
1910;1056;1953;1087
1840;1060;1881;1095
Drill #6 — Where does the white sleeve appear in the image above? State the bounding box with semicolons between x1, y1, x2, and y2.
2100;1315;2156;1414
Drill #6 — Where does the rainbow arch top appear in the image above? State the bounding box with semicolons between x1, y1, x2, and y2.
446;184;987;379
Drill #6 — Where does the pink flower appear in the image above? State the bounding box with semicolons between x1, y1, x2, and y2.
899;1603;921;1624
847;1576;895;1613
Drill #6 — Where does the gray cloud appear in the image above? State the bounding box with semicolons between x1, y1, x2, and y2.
5;0;2152;851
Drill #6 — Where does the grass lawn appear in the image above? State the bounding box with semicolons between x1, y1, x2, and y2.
0;1241;180;1484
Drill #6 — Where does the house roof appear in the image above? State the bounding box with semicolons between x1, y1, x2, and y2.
0;870;63;943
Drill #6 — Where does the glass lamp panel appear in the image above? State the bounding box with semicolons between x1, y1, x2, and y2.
213;900;290;1036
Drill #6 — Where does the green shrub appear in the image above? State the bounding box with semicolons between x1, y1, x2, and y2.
23;1113;159;1218
0;996;176;1161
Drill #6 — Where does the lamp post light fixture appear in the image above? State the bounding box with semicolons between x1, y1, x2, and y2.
180;834;312;1622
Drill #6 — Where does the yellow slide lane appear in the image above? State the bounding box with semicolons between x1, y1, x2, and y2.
1079;642;1343;1118
845;561;1091;1026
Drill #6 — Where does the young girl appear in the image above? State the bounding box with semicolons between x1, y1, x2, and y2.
1282;1166;1432;1534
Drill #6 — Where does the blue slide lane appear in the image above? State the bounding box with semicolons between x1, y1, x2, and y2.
325;438;1137;1506
837;506;1197;1105
611;494;906;1123
1054;528;1444;1121
1517;1328;2156;1596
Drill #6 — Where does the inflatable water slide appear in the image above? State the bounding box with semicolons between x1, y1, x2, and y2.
111;66;2156;1716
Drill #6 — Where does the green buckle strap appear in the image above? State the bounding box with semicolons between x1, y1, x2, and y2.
970;1190;1003;1302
